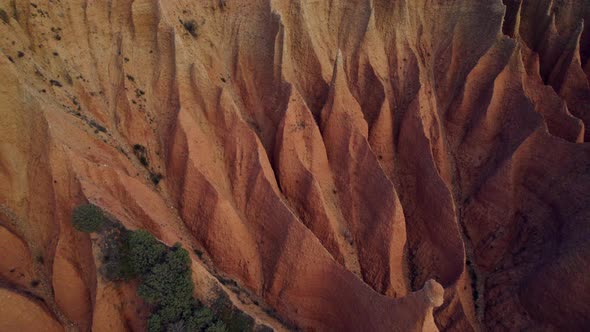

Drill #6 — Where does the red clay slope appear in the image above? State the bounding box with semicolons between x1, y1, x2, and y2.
0;0;589;331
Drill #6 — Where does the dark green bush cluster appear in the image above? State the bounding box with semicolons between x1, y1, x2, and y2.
211;291;254;331
99;223;134;281
127;230;167;275
126;231;227;332
72;204;106;233
71;205;229;331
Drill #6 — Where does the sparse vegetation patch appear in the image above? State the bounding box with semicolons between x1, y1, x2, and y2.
150;172;163;185
180;19;198;37
89;120;107;133
0;8;9;24
72;205;231;331
51;27;62;40
466;258;480;311
133;144;149;166
72;203;106;233
49;79;62;87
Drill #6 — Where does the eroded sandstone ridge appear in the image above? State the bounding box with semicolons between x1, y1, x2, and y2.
1;0;589;331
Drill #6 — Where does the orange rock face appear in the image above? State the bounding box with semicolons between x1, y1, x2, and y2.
0;0;589;331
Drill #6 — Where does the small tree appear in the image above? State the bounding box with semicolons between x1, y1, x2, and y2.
138;244;195;325
100;224;134;281
147;314;162;332
186;306;216;331
127;229;166;275
206;321;228;332
94;226;228;332
72;204;105;233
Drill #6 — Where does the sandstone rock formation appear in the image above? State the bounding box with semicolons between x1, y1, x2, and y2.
0;0;589;331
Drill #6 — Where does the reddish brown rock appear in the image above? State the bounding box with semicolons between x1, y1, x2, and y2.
0;0;589;331
0;288;63;332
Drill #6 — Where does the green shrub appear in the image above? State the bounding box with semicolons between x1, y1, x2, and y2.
133;144;148;166
96;226;230;332
166;321;186;332
206;321;228;332
125;232;203;330
89;120;107;133
50;79;62;87
181;19;198;37
165;244;192;273
138;263;193;307
127;229;166;275
150;172;163;185
211;291;253;332
138;245;195;326
72;204;105;233
99;225;134;281
186;307;215;331
0;8;9;24
147;314;163;332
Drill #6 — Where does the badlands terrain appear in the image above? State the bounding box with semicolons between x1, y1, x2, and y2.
0;0;589;331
